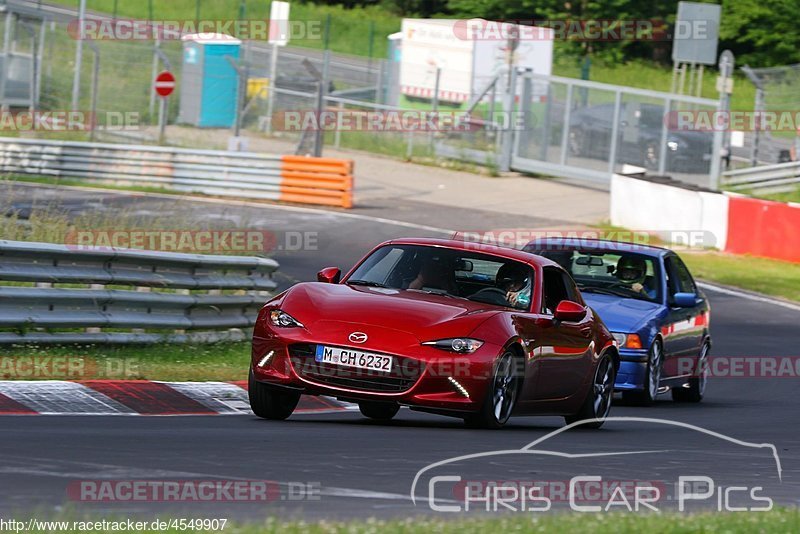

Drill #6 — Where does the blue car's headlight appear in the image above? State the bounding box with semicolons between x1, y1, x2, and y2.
612;332;643;349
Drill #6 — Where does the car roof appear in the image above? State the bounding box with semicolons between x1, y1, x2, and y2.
381;238;562;268
525;237;670;258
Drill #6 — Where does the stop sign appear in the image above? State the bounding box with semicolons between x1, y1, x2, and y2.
154;71;176;97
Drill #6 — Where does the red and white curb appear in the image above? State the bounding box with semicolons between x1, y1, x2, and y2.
0;380;352;416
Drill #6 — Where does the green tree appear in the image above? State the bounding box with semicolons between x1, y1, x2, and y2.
720;0;800;66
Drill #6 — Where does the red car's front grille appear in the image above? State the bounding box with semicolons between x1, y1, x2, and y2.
288;344;424;393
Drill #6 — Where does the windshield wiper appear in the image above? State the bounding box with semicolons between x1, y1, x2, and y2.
578;286;629;297
578;285;654;302
346;280;388;288
408;288;457;298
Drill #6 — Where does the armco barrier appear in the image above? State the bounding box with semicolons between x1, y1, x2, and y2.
0;138;354;208
611;174;800;263
0;240;279;344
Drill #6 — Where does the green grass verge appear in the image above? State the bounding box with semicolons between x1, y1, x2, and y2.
0;342;249;381
759;187;800;204
682;252;800;303
19;508;800;533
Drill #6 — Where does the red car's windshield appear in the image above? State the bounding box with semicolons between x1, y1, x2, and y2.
346;244;534;310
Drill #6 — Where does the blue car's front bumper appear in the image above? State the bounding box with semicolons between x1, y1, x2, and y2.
614;348;649;391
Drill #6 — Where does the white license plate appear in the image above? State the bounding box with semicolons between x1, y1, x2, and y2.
315;345;393;373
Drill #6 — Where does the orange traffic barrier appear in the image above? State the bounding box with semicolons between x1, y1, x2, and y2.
279;155;354;208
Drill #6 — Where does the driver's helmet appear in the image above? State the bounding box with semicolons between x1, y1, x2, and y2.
496;263;530;292
616;255;646;284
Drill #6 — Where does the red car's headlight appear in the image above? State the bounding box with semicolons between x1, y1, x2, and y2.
422;338;484;354
269;310;304;328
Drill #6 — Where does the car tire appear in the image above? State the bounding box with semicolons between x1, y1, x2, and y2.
464;351;521;429
359;401;400;421
672;342;709;403
564;353;615;429
248;369;301;420
622;340;662;406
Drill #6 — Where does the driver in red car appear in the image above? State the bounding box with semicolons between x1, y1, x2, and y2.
496;263;531;308
616;255;656;299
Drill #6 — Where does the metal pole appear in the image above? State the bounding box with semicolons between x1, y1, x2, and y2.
149;38;160;123
710;51;734;189
195;0;201;21
334;100;343;148
0;12;14;110
657;97;671;175
88;42;99;141
376;59;385;105
695;65;704;98
607;91;623;174
71;0;87;110
430;67;440;151
234;54;247;138
367;21;374;84
158;96;167;145
559;83;573;166
36;20;45;106
498;66;517;172
313;58;329;158
29;25;36;111
112;0;118;19
751;87;764;166
265;44;279;133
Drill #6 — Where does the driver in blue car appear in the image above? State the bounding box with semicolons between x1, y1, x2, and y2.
616;255;656;299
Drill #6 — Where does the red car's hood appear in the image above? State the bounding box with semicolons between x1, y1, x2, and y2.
281;282;501;341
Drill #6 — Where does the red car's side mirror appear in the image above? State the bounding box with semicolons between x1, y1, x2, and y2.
317;267;341;284
554;300;586;322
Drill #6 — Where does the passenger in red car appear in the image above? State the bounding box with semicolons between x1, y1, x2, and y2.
408;255;456;293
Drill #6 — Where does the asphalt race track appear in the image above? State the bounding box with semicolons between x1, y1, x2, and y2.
1;183;798;521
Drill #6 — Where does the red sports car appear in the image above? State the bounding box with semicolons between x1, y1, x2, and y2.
249;238;619;429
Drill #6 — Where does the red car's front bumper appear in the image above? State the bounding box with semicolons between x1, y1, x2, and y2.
251;325;501;414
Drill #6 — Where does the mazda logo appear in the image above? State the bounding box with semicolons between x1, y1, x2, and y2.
348;332;368;344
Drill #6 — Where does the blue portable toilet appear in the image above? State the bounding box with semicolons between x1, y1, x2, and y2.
178;33;241;128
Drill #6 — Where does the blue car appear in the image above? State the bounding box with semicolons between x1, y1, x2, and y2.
524;238;711;405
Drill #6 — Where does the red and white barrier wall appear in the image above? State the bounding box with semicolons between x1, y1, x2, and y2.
611;174;800;263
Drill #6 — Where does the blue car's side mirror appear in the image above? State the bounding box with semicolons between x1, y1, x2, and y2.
673;292;697;307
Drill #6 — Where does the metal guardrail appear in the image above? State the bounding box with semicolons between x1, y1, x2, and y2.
0;240;278;344
722;161;800;193
0;137;354;208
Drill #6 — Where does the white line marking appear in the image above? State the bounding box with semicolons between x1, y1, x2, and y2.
698;281;800;313
7;182;456;235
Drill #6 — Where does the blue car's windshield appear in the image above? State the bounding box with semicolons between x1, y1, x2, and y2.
528;248;661;303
